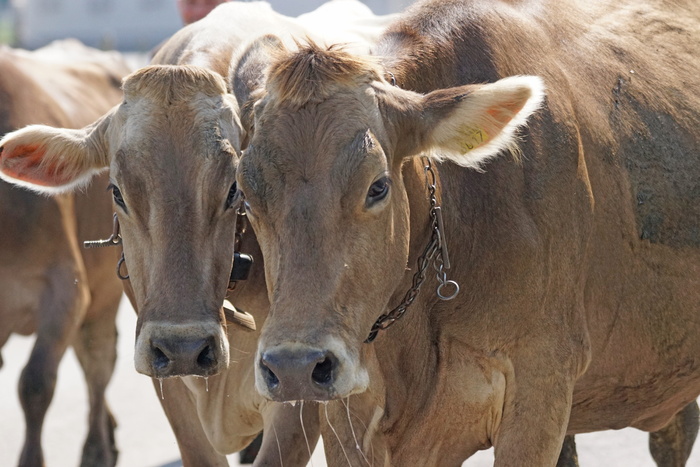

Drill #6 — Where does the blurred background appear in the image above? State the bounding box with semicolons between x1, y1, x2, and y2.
0;0;415;51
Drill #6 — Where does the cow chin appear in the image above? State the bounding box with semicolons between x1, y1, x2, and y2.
255;336;369;402
134;320;230;378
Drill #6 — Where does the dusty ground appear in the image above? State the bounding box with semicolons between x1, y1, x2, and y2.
0;296;697;467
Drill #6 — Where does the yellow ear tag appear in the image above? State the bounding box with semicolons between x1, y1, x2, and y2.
459;128;489;152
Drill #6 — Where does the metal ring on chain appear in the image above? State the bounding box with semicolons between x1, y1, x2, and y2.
117;252;129;280
437;279;460;300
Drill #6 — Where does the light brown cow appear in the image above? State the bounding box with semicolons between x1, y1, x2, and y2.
0;2;395;465
225;0;700;465
0;40;129;467
150;3;394;464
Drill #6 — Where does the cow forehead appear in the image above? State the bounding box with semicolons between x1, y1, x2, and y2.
248;86;388;181
115;64;238;165
109;94;237;196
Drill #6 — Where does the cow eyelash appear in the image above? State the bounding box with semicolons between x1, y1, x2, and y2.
366;176;391;206
107;183;126;210
225;182;240;210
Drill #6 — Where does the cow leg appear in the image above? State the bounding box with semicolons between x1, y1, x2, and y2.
649;401;700;467
254;401;321;466
18;263;88;467
72;293;122;467
493;362;574;467
556;435;579;467
153;377;229;467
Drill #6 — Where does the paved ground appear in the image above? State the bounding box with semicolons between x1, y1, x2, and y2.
0;296;697;466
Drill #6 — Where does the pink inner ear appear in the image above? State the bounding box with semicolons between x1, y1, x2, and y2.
488;100;527;127
0;143;72;187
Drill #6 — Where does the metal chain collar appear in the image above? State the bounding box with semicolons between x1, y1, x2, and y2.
83;212;129;279
365;157;459;343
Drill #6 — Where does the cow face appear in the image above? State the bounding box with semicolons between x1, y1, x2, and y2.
0;65;244;379
235;42;544;401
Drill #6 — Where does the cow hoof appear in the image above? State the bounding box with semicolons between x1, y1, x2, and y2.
80;410;118;467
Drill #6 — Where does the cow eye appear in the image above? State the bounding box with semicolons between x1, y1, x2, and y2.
225;182;240;210
366;176;390;206
108;183;126;210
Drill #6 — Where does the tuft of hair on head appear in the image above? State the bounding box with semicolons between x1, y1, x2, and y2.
122;64;228;104
265;39;383;109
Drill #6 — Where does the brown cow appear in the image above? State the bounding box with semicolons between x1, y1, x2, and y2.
0;2;394;465
148;3;393;465
0;40;129;467
225;0;700;465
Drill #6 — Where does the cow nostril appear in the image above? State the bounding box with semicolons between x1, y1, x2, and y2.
196;344;216;369
152;346;170;371
260;359;280;389
311;357;334;386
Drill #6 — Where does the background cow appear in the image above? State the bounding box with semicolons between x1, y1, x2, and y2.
224;0;700;465
0;40;130;467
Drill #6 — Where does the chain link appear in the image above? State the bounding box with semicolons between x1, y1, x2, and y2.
83;213;122;248
228;200;248;293
365;157;459;343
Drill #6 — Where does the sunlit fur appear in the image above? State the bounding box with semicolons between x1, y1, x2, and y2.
265;40;383;109
0;123;105;194
123;65;229;103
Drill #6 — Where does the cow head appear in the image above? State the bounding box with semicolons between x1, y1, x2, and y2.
0;65;244;378
234;41;544;401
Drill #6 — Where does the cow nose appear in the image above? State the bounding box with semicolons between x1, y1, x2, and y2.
259;347;338;401
150;336;219;376
134;321;229;378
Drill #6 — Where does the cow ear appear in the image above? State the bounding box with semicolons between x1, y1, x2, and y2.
0;112;112;194
411;76;545;168
231;34;286;141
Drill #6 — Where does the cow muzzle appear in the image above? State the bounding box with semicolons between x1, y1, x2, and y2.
255;340;369;401
134;321;229;378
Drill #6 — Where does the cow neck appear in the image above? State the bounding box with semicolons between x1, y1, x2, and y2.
364;156;459;343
